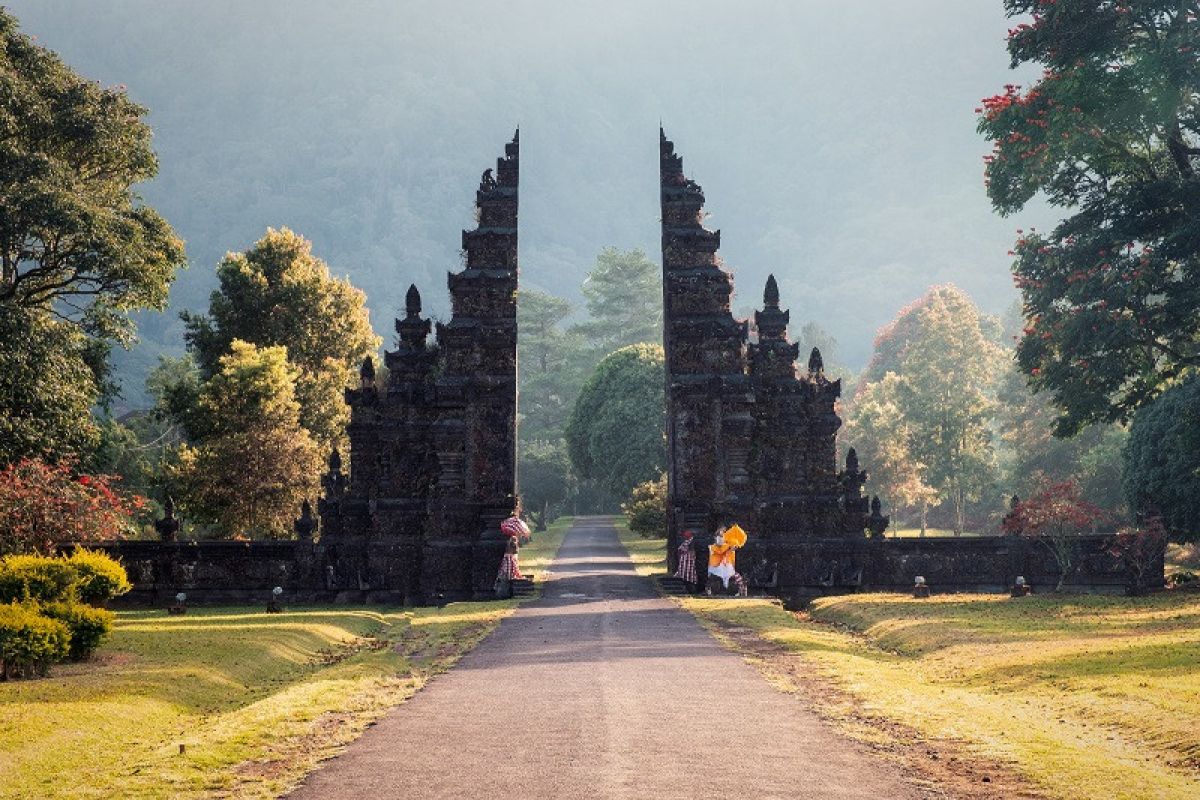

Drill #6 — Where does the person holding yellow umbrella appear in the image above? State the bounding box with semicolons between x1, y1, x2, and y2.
706;523;748;597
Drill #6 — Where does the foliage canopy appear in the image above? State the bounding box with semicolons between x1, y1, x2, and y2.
0;9;185;346
1124;374;1200;540
565;343;665;500
980;0;1200;435
182;228;379;448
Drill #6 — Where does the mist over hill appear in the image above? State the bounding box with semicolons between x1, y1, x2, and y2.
7;0;1050;406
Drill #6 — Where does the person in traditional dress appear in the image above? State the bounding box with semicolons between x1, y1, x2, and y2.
706;525;749;596
495;517;525;598
674;530;698;593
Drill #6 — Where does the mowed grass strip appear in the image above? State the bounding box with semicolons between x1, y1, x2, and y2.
0;517;573;800
613;522;1200;800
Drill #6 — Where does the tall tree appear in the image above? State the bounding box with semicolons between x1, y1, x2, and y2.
0;9;185;348
843;373;939;532
171;341;321;538
994;361;1129;515
851;286;1005;534
565;343;666;500
182;228;380;448
517;289;588;443
574;248;663;357
0;305;100;465
980;0;1200;435
518;439;574;530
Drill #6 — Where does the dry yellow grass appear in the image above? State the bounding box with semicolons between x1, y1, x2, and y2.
615;521;1200;800
0;517;573;799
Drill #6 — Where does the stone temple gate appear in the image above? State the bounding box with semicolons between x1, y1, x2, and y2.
659;129;890;598
316;131;521;602
86;129;1150;605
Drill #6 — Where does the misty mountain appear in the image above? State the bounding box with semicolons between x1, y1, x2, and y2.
7;0;1051;406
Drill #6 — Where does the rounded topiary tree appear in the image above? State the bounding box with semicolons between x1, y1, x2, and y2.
565;344;665;501
1124;377;1200;541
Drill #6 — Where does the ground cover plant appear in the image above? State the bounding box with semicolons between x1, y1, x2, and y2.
614;522;1200;800
0;517;572;799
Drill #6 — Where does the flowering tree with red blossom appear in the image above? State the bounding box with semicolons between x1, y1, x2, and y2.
1003;479;1108;590
1107;518;1168;594
0;459;145;555
979;1;1200;436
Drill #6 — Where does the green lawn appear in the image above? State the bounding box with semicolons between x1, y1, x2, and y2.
0;517;573;800
614;522;1200;800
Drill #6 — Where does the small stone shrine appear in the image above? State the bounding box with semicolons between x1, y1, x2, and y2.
316;131;521;602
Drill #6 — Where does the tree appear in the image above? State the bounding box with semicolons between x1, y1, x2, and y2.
574;248;663;357
565;343;666;500
979;1;1200;435
1003;480;1108;591
171;341;321;538
853;286;1005;534
0;10;185;347
1108;519;1167;595
182;228;380;448
843;373;939;533
1123;374;1200;540
994;361;1129;516
518;439;574;530
622;473;667;539
0;458;144;555
517;289;589;443
0;305;100;466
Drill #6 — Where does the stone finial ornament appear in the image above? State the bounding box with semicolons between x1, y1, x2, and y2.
155;496;181;542
294;499;318;542
808;346;824;376
763;274;780;308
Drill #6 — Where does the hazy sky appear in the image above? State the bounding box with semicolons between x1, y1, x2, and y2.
8;0;1048;383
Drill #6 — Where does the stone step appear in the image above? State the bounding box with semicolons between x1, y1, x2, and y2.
657;575;689;596
509;578;536;597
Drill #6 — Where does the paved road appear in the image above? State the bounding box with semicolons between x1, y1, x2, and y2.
289;517;917;799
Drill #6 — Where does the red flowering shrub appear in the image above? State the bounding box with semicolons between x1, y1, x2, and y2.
1003;480;1107;591
0;458;144;555
1108;519;1168;596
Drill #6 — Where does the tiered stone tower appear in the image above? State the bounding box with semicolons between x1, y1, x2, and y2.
317;132;519;602
659;129;885;592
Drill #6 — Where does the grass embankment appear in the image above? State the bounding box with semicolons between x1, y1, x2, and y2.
0;518;573;800
614;522;1200;800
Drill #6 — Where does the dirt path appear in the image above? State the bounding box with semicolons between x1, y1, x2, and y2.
288;517;919;799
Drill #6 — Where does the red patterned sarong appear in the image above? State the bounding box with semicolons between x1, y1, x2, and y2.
497;553;522;580
674;543;697;584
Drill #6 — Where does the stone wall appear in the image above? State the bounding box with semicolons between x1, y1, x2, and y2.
78;530;1159;608
68;540;318;606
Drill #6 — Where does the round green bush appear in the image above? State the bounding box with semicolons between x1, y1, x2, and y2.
1124;376;1200;540
41;602;115;661
0;555;79;604
66;549;131;605
566;344;665;500
622;473;667;538
0;601;69;679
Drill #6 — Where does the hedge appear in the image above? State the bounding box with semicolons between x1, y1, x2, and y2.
41;602;115;661
0;602;70;679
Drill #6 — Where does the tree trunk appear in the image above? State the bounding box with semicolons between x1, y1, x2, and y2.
919;504;928;537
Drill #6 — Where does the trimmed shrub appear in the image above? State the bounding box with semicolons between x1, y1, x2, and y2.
622;473;667;538
0;602;69;679
0;555;78;604
41;602;114;661
66;549;131;605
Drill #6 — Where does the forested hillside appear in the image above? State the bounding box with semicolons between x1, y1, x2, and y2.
8;0;1048;406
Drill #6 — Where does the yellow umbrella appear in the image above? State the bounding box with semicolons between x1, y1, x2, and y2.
723;524;747;548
